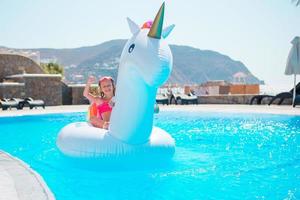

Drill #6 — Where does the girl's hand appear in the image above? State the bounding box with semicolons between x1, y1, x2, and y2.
87;76;95;85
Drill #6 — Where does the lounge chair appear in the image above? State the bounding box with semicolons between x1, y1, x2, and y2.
176;93;198;105
156;93;169;105
10;98;26;108
170;91;198;105
293;95;300;107
268;83;300;105
22;97;45;109
268;92;293;105
250;82;300;105
0;98;23;110
250;95;274;105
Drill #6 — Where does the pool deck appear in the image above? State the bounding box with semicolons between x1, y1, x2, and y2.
0;104;300;117
0;104;299;199
0;151;55;200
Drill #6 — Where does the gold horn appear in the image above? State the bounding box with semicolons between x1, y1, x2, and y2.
148;2;165;39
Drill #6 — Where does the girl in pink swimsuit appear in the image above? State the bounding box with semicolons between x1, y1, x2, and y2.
83;76;115;129
96;101;112;120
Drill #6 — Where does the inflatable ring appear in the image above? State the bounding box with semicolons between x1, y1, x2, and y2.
57;122;175;158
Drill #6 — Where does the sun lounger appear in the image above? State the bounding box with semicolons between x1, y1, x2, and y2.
156;93;169;105
268;92;294;105
293;95;300;107
0;98;23;110
268;83;300;105
171;93;198;105
168;87;198;105
250;95;274;105
22;97;45;109
10;98;26;108
178;93;198;105
251;82;300;105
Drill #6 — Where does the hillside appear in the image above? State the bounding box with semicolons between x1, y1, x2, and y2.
2;40;262;84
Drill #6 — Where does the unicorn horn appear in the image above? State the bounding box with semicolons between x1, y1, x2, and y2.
148;2;165;39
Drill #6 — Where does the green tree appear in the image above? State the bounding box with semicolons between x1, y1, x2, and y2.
41;62;64;75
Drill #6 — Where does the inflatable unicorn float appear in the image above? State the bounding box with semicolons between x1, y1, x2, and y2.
57;2;175;159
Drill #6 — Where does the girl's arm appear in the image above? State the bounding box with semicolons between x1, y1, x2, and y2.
101;112;111;122
101;112;111;129
83;76;98;103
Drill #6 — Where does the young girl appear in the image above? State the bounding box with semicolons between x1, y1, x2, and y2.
83;76;115;129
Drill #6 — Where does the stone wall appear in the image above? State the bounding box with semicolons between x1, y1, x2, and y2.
66;85;87;105
0;83;25;99
0;54;44;82
197;94;292;105
22;74;62;106
64;84;99;105
0;73;62;106
198;95;257;104
62;82;72;105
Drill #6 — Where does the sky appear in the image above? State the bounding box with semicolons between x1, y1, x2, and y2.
1;0;299;91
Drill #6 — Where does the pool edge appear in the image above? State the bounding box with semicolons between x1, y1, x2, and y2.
0;150;55;200
0;105;299;117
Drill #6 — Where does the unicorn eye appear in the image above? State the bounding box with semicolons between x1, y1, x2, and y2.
128;44;135;53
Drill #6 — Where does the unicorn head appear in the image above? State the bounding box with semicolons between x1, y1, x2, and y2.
110;3;175;144
119;2;175;87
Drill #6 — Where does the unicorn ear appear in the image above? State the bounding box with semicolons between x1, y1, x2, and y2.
162;24;175;39
126;17;140;35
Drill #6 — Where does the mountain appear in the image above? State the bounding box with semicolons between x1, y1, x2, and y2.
3;40;262;84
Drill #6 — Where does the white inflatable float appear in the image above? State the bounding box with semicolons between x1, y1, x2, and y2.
57;2;176;159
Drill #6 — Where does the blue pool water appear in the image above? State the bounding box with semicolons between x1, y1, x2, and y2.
0;111;299;199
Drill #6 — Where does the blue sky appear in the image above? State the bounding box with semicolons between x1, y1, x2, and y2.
1;0;299;90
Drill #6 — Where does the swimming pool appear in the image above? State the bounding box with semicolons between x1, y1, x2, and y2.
0;111;299;199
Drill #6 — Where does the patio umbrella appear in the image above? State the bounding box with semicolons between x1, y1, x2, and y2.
285;36;300;105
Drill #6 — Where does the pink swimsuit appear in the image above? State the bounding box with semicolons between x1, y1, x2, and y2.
96;101;112;119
